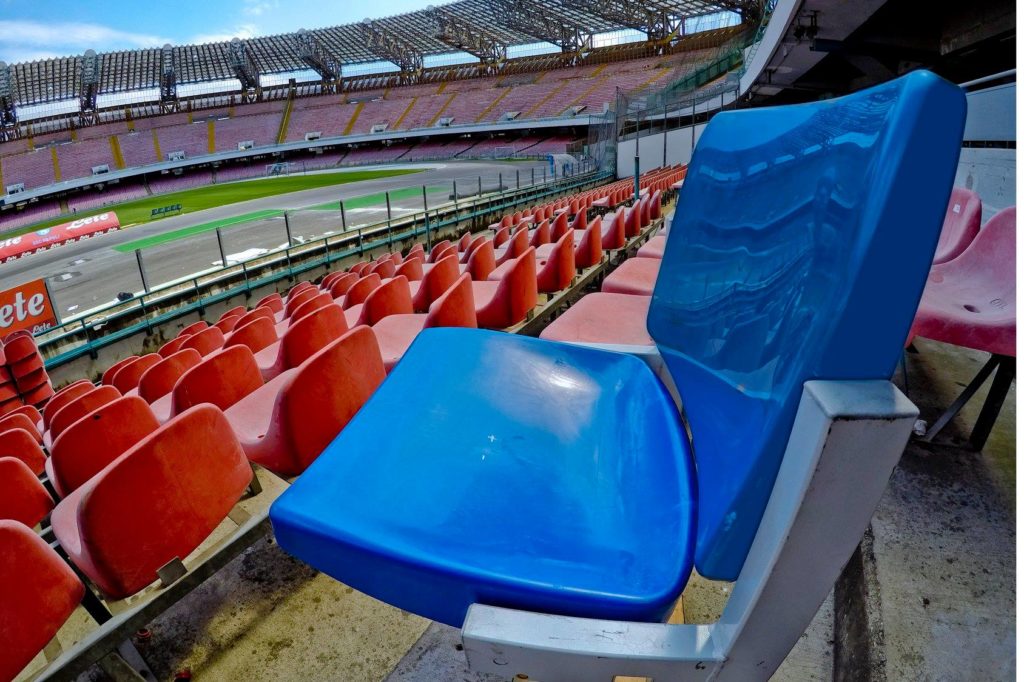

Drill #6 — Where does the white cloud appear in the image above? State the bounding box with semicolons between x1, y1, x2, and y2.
0;20;172;60
188;23;260;45
243;0;278;17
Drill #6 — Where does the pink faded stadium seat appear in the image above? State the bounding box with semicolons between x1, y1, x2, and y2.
0;413;42;445
372;274;477;371
180;325;226;357
341;273;382;310
0;458;53;527
226;316;278;355
0;427;45;475
329;273;359;298
495;227;529;266
235;305;276;330
50;405;253;599
43;380;93;431
0;520;84;682
540;293;654;346
257;304;348;381
539;217;602;269
910;206;1016;449
428;240;453;262
276;293;332;336
395;258;424;281
599;207;627;250
215;315;242;335
256;293;284;315
472;248;538;329
138;349;203;405
535;230;576;294
638;235;665;259
412;254;460;313
177;321;209;338
602;257;661;296
224;326;387;476
172;345;263;414
111;353;161;394
370;259;397;279
47;396;160;499
46;385;121;449
530;219;552;247
460;235;488;264
102;355;139;385
459;240;496;281
933;187;983;264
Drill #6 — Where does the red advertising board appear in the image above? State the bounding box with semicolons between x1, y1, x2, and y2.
0;212;120;263
0;278;58;336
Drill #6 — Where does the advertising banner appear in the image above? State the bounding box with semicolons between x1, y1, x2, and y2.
0;212;121;263
0;278;58;335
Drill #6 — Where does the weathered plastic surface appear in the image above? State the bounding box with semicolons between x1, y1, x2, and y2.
540;293;654;346
910;206;1015;356
0;520;84;682
0;457;54;527
601;257;661;296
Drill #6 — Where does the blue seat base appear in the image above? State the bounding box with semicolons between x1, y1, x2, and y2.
271;328;696;627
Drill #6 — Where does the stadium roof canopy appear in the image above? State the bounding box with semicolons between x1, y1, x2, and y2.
0;0;761;108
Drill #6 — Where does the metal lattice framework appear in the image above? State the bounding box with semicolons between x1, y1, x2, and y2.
1;0;765;108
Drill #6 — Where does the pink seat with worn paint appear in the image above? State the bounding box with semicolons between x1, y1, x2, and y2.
933;187;983;264
472;248;538;329
909;206;1016;356
540;293;654;346
602;257;662;296
256;304;349;381
637;235;666;259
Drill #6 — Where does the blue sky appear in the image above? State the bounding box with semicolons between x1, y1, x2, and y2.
0;0;438;64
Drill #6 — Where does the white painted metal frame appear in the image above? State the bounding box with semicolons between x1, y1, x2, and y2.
462;379;917;681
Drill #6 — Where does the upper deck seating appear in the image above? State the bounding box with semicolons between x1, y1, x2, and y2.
270;72;967;637
0;520;85;682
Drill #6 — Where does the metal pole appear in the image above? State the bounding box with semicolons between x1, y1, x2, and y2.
516;169;520;189
385;191;393;248
422;185;432;251
691;83;697;154
452;180;459;212
284;210;293;245
340;200;348;232
215;228;228;268
478;176;483;197
135;249;150;293
499;172;503;200
663;104;668;168
531;167;535;186
634;110;641;200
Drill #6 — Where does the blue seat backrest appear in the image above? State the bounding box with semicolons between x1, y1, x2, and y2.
648;71;967;581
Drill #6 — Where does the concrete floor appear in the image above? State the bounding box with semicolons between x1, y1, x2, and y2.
56;331;1013;682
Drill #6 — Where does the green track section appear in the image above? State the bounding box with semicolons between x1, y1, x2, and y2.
7;168;423;237
309;184;447;210
113;210;282;252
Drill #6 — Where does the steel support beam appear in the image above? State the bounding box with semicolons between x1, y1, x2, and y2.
433;8;508;66
358;20;423;83
294;29;342;87
227;38;261;96
79;49;100;123
159;44;178;113
489;0;594;55
0;61;17;132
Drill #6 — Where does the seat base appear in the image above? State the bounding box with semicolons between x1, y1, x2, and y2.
541;293;654;346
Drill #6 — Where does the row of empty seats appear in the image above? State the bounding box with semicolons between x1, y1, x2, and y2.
0;166;683;681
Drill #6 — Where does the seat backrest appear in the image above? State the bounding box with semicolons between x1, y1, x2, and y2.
138;348;203;403
426;274;477;329
933;187;983;264
601;208;626;250
284;287;317;318
461;235;488;263
157;334;190;358
288;292;332;324
343;273;383;308
181;325;226;357
0;457;53;527
370;259;397;279
172;345;263;414
575;218;603;268
537;229;576;294
494;227;511;248
177;320;209;338
939;205;1016;295
361;276;414;326
530;219;551;247
278;327;387;472
466;240;496;280
224;316;278;354
457;231;472;251
0;520;84;682
0;428;45;477
498;227;530;264
415;254;460;311
112;353;161;394
219;305;246;322
255;292;284;314
286;281;314;300
102;355;139;386
43;380;93;430
50;396;160;498
75;405;252;598
428;240;452;262
492;247;538;324
647;71;966;581
215;315;241;335
50;384;121;441
329;272;360;298
281;303;349;369
236;306;277;329
3;335;37;364
396;257;424;281
0;413;40;443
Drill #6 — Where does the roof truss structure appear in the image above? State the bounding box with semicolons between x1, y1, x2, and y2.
359;20;424;75
228;39;260;92
489;0;595;53
294;30;342;82
433;7;509;64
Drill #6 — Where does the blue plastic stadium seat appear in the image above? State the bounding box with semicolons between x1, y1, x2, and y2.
270;71;966;627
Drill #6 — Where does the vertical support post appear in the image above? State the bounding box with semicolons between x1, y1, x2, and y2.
453;180;459;212
422;185;432;251
340;200;348;232
663;104;668;168
531;166;536;186
385;191;393;248
691;83;697;154
135;249;151;293
499;173;503;200
542;167;547;184
284;210;293;245
516;169;520;189
634;110;641;201
215;228;228;268
478;176;483;197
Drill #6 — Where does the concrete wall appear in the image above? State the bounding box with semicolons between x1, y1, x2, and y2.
617;123;707;178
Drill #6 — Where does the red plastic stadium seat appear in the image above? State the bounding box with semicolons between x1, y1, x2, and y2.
43;380;93;431
460;235;487;263
280;287;317;321
412;254;460;313
349;261;372;277
495;227;529;266
472;248;538;329
360;276;414;326
225;316;278;355
328;273;359;299
0;413;42;444
177;321;209;338
396;258;423;281
538;217;602;269
234;305;276;330
909;206;1016;356
276;293;332;336
456;231;472;252
6;405;41;435
428;240;452;263
341;273;382;310
286;281;314;301
625;201;642;238
158;334;190;358
256;293;284;315
180;325;226;357
372;275;477;371
933;187;983;264
0;382;17;404
637;236;665;259
320;272;347;291
46;385;121;449
138;348;203;404
599;208;627;250
23;383;54;407
10;352;44;380
540;293;654;346
219;305;247;322
459;240;496;281
535;230;576;294
48;396;160;499
257;304;348;381
225;327;387;476
0;457;53;527
493;227;511;248
3;335;38;364
50;405;253;599
0;520;84;682
111;353;161;394
370;259;397;279
171;345;263;414
215;315;242;335
0;427;46;476
102;355;139;386
530;219;552;247
602;257;661;296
